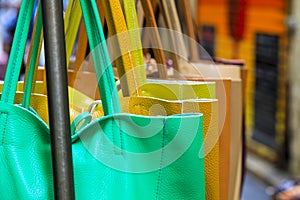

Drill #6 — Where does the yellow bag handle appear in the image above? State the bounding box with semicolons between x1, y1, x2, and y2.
65;0;82;68
123;0;145;78
100;0;143;97
158;0;190;72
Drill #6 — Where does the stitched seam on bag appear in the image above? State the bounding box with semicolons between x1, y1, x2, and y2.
0;113;8;145
4;0;30;103
119;118;123;153
155;119;166;200
112;119;115;154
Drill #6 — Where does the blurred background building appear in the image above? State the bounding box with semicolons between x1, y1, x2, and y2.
196;0;300;175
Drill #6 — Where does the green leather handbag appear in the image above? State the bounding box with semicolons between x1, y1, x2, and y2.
0;0;205;199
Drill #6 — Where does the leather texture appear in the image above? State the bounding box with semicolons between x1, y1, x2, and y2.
138;0;168;78
186;78;232;200
94;94;219;200
0;0;206;199
228;79;242;200
128;80;220;200
119;96;219;200
100;0;143;97
186;63;243;200
0;102;205;199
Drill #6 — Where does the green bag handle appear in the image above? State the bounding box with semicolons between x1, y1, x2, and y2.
22;2;43;109
79;0;121;115
1;0;35;104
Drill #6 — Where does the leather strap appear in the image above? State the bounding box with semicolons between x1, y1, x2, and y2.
100;0;144;97
65;0;82;67
22;2;43;108
136;1;144;28
160;0;194;73
1;0;35;104
74;0;104;72
140;0;168;79
64;0;75;30
165;0;188;59
73;20;88;71
179;0;199;61
123;0;145;77
80;0;121;115
159;0;180;71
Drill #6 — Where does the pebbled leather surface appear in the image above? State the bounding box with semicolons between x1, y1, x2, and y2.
129;81;220;200
0;102;205;199
184;65;242;200
92;81;220;200
121;96;220;200
186;78;232;200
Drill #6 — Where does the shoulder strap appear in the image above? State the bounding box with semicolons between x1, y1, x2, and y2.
80;0;121;115
100;0;143;97
179;0;199;61
74;0;105;71
65;0;82;68
123;0;146;79
22;2;43;108
140;0;168;79
1;0;35;104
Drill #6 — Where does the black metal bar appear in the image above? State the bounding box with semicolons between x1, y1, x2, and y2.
41;0;75;199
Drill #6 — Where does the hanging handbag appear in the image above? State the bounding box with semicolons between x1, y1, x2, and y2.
0;0;206;199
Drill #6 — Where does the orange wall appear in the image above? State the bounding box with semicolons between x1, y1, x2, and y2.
197;0;288;153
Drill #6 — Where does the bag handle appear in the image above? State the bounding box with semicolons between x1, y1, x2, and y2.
1;0;35;104
102;0;168;95
100;0;144;97
65;0;82;68
74;0;106;72
79;0;121;115
179;0;199;61
22;2;43;108
138;0;168;79
123;0;145;75
158;0;188;72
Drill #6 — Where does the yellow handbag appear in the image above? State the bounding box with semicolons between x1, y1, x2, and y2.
182;63;243;200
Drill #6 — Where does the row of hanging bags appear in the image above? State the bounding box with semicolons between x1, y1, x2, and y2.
0;0;206;199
